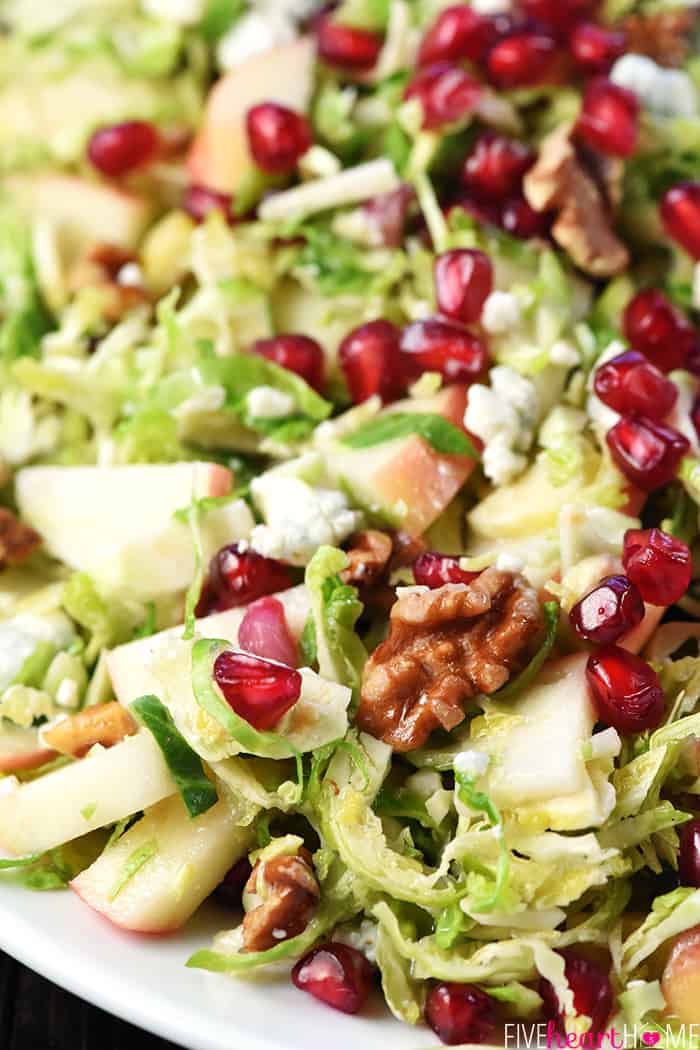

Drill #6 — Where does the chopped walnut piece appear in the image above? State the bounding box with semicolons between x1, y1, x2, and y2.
623;9;696;68
68;242;149;324
242;849;320;953
43;702;138;758
523;123;629;278
342;529;428;613
357;568;544;752
0;508;41;567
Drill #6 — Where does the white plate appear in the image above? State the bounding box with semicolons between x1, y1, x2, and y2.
0;878;432;1050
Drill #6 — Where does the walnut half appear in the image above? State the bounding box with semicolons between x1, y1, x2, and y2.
357;568;544;752
242;849;320;953
0;508;41;568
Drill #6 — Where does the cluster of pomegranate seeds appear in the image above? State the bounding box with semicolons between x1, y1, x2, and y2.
183;184;235;225
501;197;549;238
213;650;302;731
540;951;614;1035
593;351;678;420
586;646;666;734
246;103;312;175
623;289;696;373
87;120;159;177
207;542;294;611
679;818;700;887
623;528;692;606
417;4;494;66
569;22;627;75
569;574;644;645
487;31;558;90
414;552;480;589
661;182;700;260
238;596;299;668
316;14;383;70
400;319;489;383
576;77;639;158
404;64;484;130
252;334;325;392
520;0;599;35
463;133;534;201
215;857;252;907
425;983;497;1046
338;319;407;404
606;415;689;491
434;249;493;324
291;943;373;1014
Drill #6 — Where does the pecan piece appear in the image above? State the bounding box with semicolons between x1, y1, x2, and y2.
623;9;696;68
357;568;544;752
43;702;137;758
0;508;41;567
242;849;320;953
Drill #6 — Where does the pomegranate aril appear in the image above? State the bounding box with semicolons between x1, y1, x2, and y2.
434;249;493;324
363;185;414;249
316;15;383;70
209;543;294;611
569;574;644;645
623;288;695;373
576;77;639;158
339;319;407;404
425;983;497;1046
215;856;252;907
462;132;535;201
500;196;549;239
447;195;501;230
487;31;558;89
414;552;480;589
661;182;700;260
246;103;312;175
292;943;373;1014
679;818;700;887
405;63;483;130
540;951;614;1035
520;0;599;35
586;645;666;734
606;415;689;491
87;120;159;177
418;5;494;66
569;22;627;75
213;650;302;731
238;596;299;668
400;319;489;383
593;350;678;420
183;184;235;224
623;527;692;606
252;334;325;392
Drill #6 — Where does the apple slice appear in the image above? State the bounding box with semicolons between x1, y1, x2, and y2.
187;36;315;195
16;462;253;599
0;731;175;857
71;793;253;934
0;723;55;773
662;925;700;1024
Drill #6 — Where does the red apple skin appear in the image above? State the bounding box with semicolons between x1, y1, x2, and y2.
662;925;700;1023
0;748;56;773
207;463;233;498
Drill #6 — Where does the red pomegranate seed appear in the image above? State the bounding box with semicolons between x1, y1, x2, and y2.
252;334;325;392
462;132;535;201
623;289;695;373
405;63;483;130
586;646;666;734
425;983;497;1046
520;0;599;35
576;77;639;158
363;185;414;248
680;818;700;887
569;22;627;75
215;857;252;907
606;415;689;491
339;319;408;404
316;14;383;70
434;249;493;324
487;31;558;89
238;596;299;668
623;527;692;606
661;182;700;260
447;195;501;230
400;319;489;383
213;650;302;731
87;120;159;177
209;543;294;611
689;344;700;378
183;184;235;224
246;103;312;175
569;574;644;645
414;552;480;589
418;5;494;66
292;943;373;1014
500;196;549;239
540;951;614;1035
593;350;678;420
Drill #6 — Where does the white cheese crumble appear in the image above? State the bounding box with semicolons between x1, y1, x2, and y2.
142;0;204;25
496;552;525;574
245;386;296;420
334;920;378;965
454;749;490;779
611;54;698;118
217;10;296;70
464;366;539;486
588;727;622;762
481;290;521;334
116;262;143;288
549;340;581;368
470;0;513;10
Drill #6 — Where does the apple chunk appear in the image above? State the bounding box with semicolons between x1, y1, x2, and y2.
16;462;253;600
662;925;700;1024
0;731;175;857
71;794;253;934
0;724;55;773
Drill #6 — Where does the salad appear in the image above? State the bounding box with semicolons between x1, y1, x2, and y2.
3;0;700;1044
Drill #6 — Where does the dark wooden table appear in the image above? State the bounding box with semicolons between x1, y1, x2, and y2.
0;952;179;1050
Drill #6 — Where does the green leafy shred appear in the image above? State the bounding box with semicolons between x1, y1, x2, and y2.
108;839;158;902
455;771;510;914
341;412;479;458
494;601;559;702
